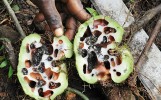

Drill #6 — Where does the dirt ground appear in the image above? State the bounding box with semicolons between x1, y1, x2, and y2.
0;0;161;100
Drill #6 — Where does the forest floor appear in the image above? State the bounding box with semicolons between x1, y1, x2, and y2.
0;0;161;100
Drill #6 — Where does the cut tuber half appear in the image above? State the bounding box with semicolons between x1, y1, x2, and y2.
74;15;134;84
17;34;73;99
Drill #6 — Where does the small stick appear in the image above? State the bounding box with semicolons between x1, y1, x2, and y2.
66;87;89;100
0;38;17;70
123;4;161;44
128;15;161;87
136;15;161;71
2;0;26;38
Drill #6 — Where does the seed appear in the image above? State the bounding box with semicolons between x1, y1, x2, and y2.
93;45;101;53
32;47;44;66
37;80;45;87
25;60;32;68
111;58;115;67
108;35;115;41
116;72;121;76
54;49;59;57
85;36;97;45
93;30;102;37
93;19;109;28
30;43;35;49
38;66;45;73
22;68;28;75
49;82;61;89
102;36;107;43
104;55;109;60
104;27;116;34
47;56;53;61
29;81;36;88
51;61;56;67
87;51;98;72
83;64;86;74
38;62;45;73
81;49;87;58
116;56;122;65
41;45;53;55
104;61;110;69
38;88;44;97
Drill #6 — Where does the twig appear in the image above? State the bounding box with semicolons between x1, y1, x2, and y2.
66;87;89;100
2;0;26;38
0;38;17;70
123;4;161;44
128;15;161;87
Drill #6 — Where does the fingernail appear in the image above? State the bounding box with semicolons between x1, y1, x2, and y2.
53;28;64;37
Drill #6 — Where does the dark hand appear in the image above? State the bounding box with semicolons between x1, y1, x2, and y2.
31;0;91;38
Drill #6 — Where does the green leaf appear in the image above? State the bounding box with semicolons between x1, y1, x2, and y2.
12;5;20;12
0;45;4;51
8;66;13;78
0;60;7;68
0;56;4;62
86;7;99;17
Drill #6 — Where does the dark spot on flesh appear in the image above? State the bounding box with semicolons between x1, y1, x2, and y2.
47;56;53;61
93;30;102;37
32;68;38;72
116;56;122;65
80;49;88;58
83;64;86;74
104;55;109;61
51;60;62;67
29;81;36;88
38;88;44;97
91;74;94;76
25;60;32;68
80;26;92;41
101;36;107;43
37;80;46;87
93;19;108;28
108;49;118;56
49;82;61;89
30;43;35;49
85;36;97;45
116;72;121;76
58;40;63;44
22;68;28;75
26;44;30;53
111;58;115;67
45;44;53;55
87;51;98;72
97;41;112;48
104;27;116;34
108;35;115;41
54;49;59;57
104;61;110;69
93;45;101;53
51;61;56;67
32;47;44;66
113;69;116;72
38;62;45;73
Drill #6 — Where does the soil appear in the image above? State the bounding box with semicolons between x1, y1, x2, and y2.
0;0;160;100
